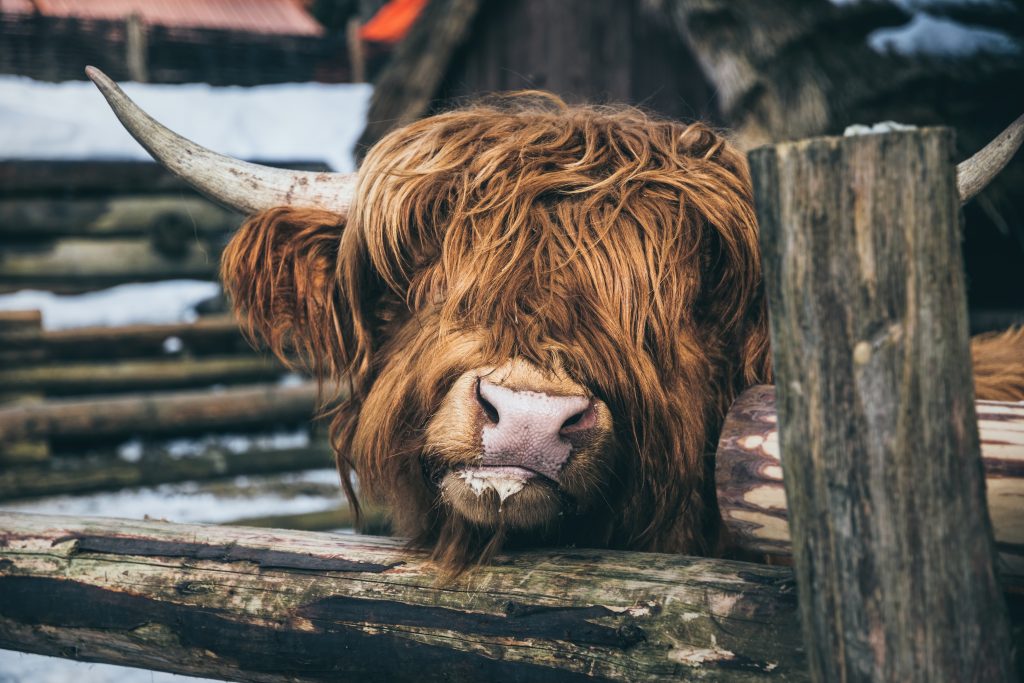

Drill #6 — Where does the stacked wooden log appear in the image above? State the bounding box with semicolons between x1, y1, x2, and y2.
0;160;326;292
0;161;345;529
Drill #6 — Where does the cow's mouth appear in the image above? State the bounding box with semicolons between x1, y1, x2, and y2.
438;464;563;528
455;465;538;501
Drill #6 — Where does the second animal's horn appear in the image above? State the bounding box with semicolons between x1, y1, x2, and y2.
85;66;357;216
957;113;1024;204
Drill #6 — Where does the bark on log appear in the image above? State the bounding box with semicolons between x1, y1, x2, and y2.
715;385;1024;589
0;443;334;501
0;310;44;365
0;196;239;237
225;504;390;534
751;129;1014;680
0;382;324;449
0;160;331;196
0;355;285;396
40;315;251;359
0;237;222;292
0;512;806;682
0;314;252;361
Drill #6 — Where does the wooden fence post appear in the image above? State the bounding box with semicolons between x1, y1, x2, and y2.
750;129;1014;681
125;13;148;83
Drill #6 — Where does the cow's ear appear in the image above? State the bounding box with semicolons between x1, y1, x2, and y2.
682;130;772;388
220;207;356;379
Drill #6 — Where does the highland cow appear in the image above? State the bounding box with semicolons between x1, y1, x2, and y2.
86;68;1024;573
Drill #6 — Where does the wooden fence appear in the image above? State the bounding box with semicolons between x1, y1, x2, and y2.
0;160;348;530
0;130;1020;680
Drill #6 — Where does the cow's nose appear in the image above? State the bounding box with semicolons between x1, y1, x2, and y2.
476;377;596;481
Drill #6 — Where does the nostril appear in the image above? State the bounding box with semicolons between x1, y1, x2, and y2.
561;411;584;429
560;402;596;435
476;379;499;424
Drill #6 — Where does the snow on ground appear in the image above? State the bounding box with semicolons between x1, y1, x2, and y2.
869;11;1020;56
0;653;215;683
0;468;342;523
830;0;1021;57
0;280;221;329
0;76;372;172
117;428;311;461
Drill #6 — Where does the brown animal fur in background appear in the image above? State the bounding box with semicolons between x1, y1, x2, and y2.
220;93;1024;574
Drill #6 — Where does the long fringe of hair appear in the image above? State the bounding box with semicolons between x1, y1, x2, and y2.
222;92;773;570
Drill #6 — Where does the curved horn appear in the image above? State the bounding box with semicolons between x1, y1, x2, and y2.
957;113;1024;204
85;66;356;216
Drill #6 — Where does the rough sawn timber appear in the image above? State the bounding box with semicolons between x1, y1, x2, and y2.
752;128;1014;680
0;512;804;682
715;385;1024;589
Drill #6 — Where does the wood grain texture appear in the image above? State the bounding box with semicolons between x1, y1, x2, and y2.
0;237;223;292
0;196;239;237
751;128;1014;681
0;382;323;448
716;385;1024;588
37;315;251;360
0;355;284;396
0;160;331;196
0;442;334;501
0;512;806;682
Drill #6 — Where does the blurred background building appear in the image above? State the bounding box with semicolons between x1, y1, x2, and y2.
0;1;1021;680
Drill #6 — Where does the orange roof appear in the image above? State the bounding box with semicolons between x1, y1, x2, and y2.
359;0;426;44
5;0;324;36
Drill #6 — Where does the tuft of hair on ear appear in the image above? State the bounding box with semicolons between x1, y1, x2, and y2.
220;206;349;379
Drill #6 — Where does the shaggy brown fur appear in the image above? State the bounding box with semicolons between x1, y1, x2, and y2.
220;92;1024;573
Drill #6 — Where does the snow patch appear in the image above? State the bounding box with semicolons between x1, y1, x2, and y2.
0;76;372;173
161;429;312;458
869;12;1020;57
0;651;214;683
0;469;341;523
829;0;1020;57
0;280;221;330
844;121;918;135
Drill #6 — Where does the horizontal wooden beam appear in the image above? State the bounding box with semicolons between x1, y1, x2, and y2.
224;503;391;534
0;512;806;682
0;442;334;501
716;385;1024;589
0;238;222;292
40;314;249;359
0;196;239;237
0;355;284;396
0;382;323;450
0;313;252;362
0;160;331;196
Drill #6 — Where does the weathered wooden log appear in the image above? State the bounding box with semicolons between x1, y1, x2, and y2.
716;385;1024;589
0;440;50;465
0;355;284;396
752;129;1014;680
225;504;390;534
0;312;48;459
39;314;251;359
0;196;239;237
0;442;334;501
0;314;252;360
0;237;222;292
0;160;331;196
0;382;324;449
0;512;806;681
0;310;44;366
